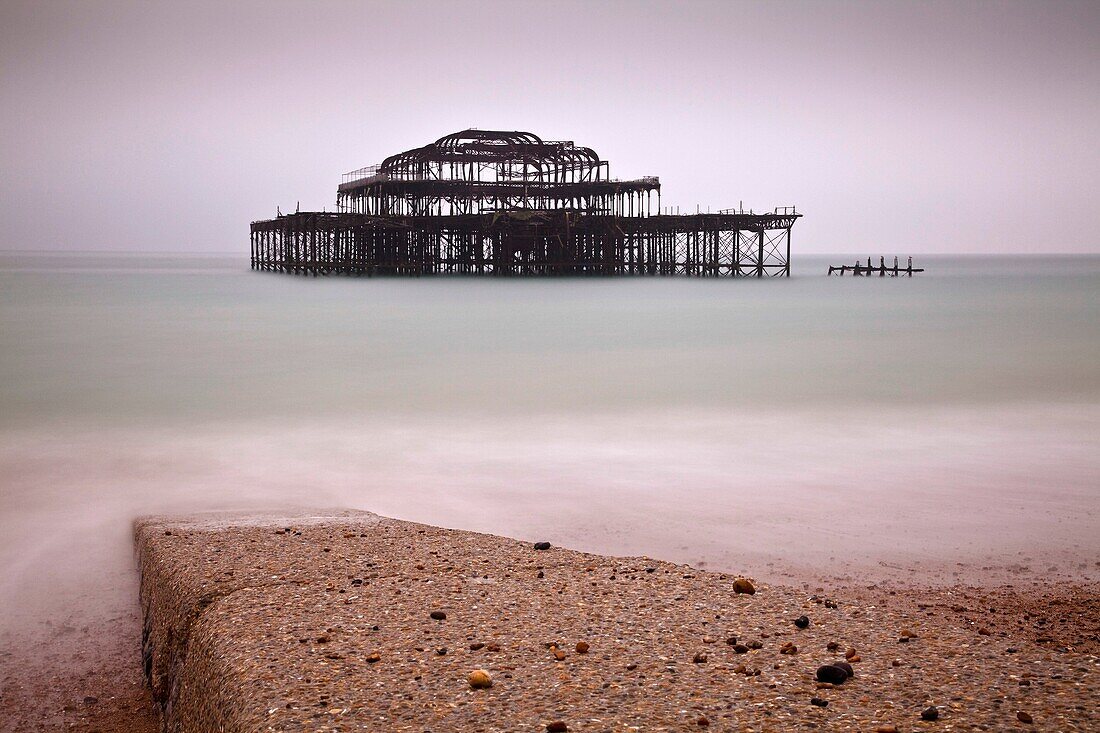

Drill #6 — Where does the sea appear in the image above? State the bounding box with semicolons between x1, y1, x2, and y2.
1;252;1098;629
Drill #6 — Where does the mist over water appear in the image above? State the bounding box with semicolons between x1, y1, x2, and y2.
1;253;1098;631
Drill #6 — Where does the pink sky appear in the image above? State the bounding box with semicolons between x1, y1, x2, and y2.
1;0;1097;253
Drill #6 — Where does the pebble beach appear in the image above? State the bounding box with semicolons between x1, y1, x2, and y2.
120;511;1098;732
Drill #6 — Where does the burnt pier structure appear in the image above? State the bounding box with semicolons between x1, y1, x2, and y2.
251;129;800;277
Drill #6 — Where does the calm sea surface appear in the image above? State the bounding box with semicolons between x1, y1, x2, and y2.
1;253;1098;625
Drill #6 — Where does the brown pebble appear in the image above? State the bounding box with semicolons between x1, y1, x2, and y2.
844;648;857;660
696;715;710;726
733;578;756;595
575;641;589;654
693;652;708;663
430;611;446;620
978;627;992;636
365;652;380;663
553;648;566;661
546;722;567;732
875;727;898;733
1016;711;1033;724
469;643;485;650
468;669;492;689
847;654;862;663
626;663;637;670
826;641;840;652
779;641;797;655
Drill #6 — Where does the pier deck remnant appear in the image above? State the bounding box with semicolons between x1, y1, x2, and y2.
828;256;924;276
251;129;799;277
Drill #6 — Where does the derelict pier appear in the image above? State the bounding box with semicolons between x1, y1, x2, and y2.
250;129;800;277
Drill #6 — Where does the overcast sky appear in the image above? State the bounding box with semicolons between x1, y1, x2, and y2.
1;0;1097;253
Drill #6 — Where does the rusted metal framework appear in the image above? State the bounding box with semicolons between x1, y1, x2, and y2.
251;129;799;276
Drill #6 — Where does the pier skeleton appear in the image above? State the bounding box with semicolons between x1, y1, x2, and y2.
251;129;799;277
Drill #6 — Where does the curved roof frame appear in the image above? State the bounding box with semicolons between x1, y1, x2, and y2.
379;129;603;179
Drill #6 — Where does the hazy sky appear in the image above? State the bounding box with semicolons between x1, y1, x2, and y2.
1;0;1097;253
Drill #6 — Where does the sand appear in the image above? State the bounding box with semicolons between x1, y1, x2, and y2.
122;511;1098;732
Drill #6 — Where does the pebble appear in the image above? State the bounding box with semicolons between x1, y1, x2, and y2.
733;578;756;595
826;641;840;652
844;648;858;660
779;642;797;655
552;648;566;661
693;652;708;663
794;615;810;629
469;643;485;650
1016;711;1033;724
366;653;381;663
696;715;710;726
83;696;98;705
575;641;589;654
815;665;849;684
921;706;939;721
468;670;492;689
534;542;552;551
430;611;446;620
810;697;828;708
732;643;750;654
546;722;567;732
436;647;447;655
725;636;738;645
875;727;898;733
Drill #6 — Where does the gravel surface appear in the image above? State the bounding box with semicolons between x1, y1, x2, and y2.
134;511;1098;732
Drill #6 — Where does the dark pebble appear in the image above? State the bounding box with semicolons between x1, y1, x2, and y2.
83;696;98;705
815;665;849;684
810;697;829;708
546;722;568;732
436;647;447;655
795;615;810;629
733;644;750;654
921;706;939;721
534;541;552;551
832;661;854;677
430;611;446;620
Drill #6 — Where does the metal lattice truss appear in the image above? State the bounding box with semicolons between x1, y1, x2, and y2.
254;130;799;277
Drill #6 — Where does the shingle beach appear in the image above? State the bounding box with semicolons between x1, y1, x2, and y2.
129;511;1097;732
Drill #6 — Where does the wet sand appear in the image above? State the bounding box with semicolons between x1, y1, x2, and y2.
125;511;1097;732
